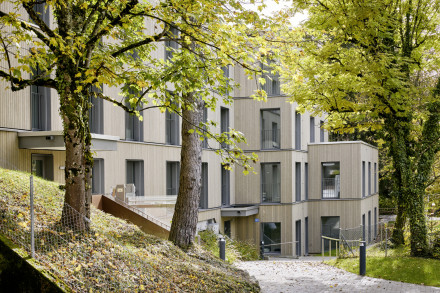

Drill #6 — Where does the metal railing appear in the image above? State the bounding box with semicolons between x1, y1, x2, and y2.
322;178;340;198
261;129;280;149
260;241;299;258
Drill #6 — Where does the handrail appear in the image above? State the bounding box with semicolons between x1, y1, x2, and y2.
104;194;171;231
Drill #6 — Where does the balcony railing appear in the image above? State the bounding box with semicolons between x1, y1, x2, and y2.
261;183;281;203
261;129;280;149
322;177;340;199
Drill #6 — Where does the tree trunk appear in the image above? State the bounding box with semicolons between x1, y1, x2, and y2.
168;93;203;249
58;63;92;230
392;198;406;245
408;189;428;256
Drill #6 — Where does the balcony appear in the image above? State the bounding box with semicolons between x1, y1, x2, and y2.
262;182;281;203
261;129;280;149
322;177;340;199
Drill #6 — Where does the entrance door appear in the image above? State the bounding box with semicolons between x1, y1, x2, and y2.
296;220;301;256
31;154;54;180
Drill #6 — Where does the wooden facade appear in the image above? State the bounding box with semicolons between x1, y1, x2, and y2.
0;3;378;256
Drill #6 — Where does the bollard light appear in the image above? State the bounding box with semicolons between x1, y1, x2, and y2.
219;237;226;261
359;241;366;276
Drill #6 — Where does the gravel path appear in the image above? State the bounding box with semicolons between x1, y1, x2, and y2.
236;258;440;293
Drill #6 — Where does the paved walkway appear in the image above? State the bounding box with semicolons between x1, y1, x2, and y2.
236;258;440;293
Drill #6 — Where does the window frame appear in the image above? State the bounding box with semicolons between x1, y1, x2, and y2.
261;162;281;203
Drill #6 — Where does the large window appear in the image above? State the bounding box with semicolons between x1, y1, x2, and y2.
31;68;51;131
92;159;104;195
199;163;208;209
261;222;281;253
322;162;340;198
295;162;301;202
165;103;180;145
374;162;377;194
202;106;208;148
362;161;366;198
220;107;229;149
368;210;372;243
305;163;309;200
125;88;144;142
310;116;315;143
261;109;280;149
368;162;371;196
165;27;179;60
33;2;49;24
166;161;180;195
126;160;144;196
261;61;280;96
295;220;301;256
295;111;301;150
221;165;230;207
89;85;103;134
261;163;281;203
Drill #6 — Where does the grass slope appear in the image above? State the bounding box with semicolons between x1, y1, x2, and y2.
327;244;440;287
0;168;259;292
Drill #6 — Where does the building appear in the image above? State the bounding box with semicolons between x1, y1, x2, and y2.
0;5;378;256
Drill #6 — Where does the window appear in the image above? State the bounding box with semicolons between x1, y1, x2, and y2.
374;162;377;194
202;106;208;148
322;162;340;198
295;220;301;256
261;222;281;253
295;112;301;150
374;207;377;239
305;217;309;255
362;161;366;198
166;161;180;195
199;163;208;209
368;210;371;243
33;2;49;25
31;154;53;181
310;116;315;143
368;162;371;196
261;109;280;149
261;61;280;96
221;165;230;206
261;163;281;203
31;68;51;131
321;216;340;251
295;162;301;202
126;160;144;196
362;214;366;241
165;27;179;60
305;163;309;200
165;103;180;145
224;220;231;238
220;107;229;149
125;89;144;142
92;159;104;195
222;66;230;96
89;85;104;134
320;120;325;142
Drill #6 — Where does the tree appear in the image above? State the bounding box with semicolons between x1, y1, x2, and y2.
0;0;267;243
279;0;440;256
